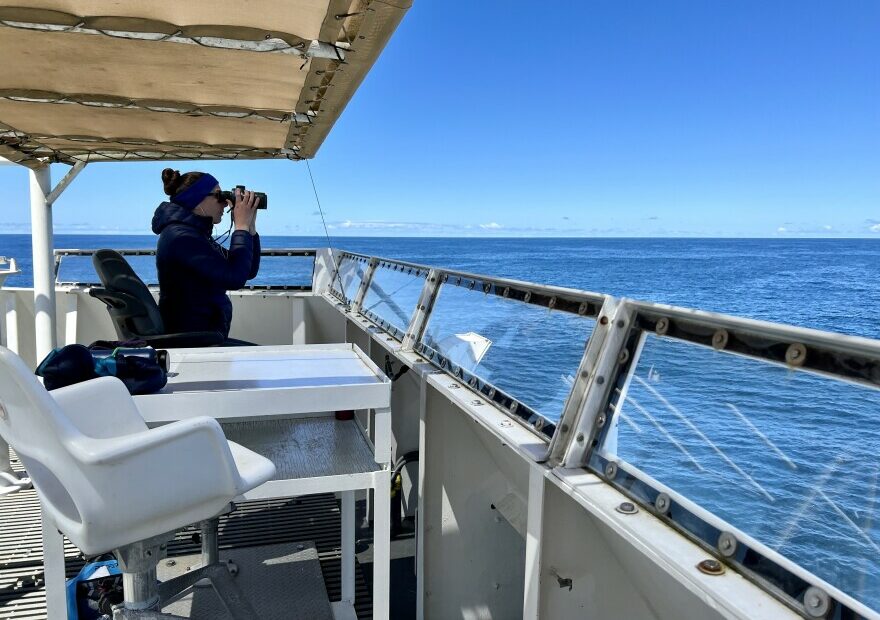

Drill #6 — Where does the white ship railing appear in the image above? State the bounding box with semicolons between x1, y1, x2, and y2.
326;249;880;620
53;248;318;291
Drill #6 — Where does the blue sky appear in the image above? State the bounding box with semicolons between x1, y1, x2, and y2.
1;1;878;237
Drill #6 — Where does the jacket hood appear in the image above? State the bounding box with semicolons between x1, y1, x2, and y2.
151;201;214;235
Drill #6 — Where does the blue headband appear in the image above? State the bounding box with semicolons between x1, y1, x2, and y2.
171;173;219;210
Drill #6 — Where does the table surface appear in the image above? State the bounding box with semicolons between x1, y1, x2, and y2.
160;344;387;394
134;344;391;422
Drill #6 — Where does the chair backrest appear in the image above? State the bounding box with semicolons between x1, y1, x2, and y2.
91;249;165;338
0;346;92;539
0;346;151;550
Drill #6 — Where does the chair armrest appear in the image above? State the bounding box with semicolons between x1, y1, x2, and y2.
70;416;233;469
50;376;148;438
88;287;144;315
65;417;248;554
141;331;225;348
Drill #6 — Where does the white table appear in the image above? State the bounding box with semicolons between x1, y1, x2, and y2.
43;344;392;620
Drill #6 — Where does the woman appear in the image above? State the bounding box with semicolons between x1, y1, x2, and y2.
151;168;260;342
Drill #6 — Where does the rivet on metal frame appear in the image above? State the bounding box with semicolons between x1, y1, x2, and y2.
523;291;532;303
576;433;585;443
697;559;725;576
802;586;832;618
483;283;491;293
548;297;556;309
712;329;729;350
502;287;510;298
785;342;807;368
510;402;519;414
468;280;475;290
469;377;477;387
617;349;630;364
0;402;7;421
717;532;737;558
655;317;670;336
456;276;462;285
442;274;449;283
534;418;545;431
560;423;569;433
654;493;671;514
604;461;618;479
596;413;607;428
488;388;496;399
615;502;638;515
578;301;588;315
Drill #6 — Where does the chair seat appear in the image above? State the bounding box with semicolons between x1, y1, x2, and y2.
228;440;276;492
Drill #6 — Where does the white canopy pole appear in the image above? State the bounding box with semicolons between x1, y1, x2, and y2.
29;165;55;362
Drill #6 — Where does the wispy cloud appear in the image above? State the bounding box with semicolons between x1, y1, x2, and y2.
777;227;788;233
870;224;880;233
479;222;502;230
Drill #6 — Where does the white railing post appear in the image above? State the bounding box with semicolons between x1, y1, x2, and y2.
30;165;56;362
351;257;378;313
401;268;441;351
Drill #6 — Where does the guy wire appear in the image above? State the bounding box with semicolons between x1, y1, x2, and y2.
305;159;349;304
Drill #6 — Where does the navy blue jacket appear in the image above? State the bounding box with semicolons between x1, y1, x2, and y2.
151;202;260;338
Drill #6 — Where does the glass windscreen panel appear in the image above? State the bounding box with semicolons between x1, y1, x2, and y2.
420;281;595;425
360;262;426;337
57;254;157;285
607;333;880;611
246;255;314;288
331;255;366;302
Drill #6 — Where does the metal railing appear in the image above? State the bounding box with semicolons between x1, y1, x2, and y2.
328;249;880;619
53;248;317;291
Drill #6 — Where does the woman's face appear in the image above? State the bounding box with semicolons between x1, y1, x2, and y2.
194;185;227;224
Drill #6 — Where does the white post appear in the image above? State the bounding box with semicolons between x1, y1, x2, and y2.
41;503;68;619
373;467;391;620
341;490;356;604
30;165;56;362
523;465;546;619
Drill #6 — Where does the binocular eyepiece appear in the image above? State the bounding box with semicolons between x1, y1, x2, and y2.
219;185;268;209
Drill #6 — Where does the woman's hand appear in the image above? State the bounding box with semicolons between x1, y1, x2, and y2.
232;189;258;233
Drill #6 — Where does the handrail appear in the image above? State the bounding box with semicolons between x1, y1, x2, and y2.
52;248;317;290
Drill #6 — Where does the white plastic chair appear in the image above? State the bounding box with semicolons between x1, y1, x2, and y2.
0;346;275;617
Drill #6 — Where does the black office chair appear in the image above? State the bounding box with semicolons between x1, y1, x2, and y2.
88;249;225;348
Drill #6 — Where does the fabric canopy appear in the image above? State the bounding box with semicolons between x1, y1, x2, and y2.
0;0;411;166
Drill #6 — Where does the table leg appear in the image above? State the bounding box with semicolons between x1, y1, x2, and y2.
373;468;391;620
341;490;355;604
41;503;67;618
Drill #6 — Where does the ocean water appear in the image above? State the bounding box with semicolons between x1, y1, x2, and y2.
1;234;879;610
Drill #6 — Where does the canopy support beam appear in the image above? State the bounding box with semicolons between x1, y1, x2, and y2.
47;161;87;206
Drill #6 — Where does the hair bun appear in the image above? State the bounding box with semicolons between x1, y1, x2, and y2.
161;168;182;196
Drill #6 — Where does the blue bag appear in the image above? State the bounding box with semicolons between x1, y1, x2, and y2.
66;560;123;620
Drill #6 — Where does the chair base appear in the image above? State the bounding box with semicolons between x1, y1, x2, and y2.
113;562;257;619
112;517;258;620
